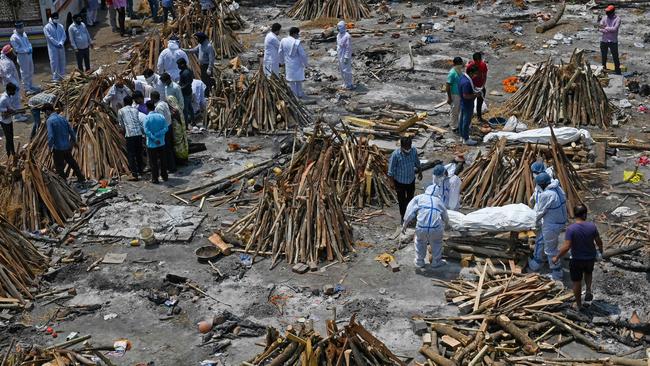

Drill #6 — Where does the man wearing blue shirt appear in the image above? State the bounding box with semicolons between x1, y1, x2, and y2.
43;103;85;182
458;65;480;146
388;136;422;225
143;100;169;184
68;14;93;72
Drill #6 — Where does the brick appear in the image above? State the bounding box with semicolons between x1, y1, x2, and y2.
292;263;309;274
422;333;432;346
388;259;400;272
412;320;428;336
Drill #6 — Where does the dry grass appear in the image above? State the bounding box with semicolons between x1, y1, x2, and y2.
300;17;340;30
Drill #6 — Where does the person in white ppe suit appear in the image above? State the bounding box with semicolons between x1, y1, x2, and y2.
279;27;308;98
157;37;189;82
528;172;567;280
336;21;354;90
425;164;451;208
263;23;281;77
444;157;465;211
43;13;66;81
0;46;20;90
10;21;39;93
402;192;449;269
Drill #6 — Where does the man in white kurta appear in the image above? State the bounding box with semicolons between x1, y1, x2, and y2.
336;21;353;89
263;23;281;77
279;27;308;98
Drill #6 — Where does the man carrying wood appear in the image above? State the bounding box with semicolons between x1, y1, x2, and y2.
599;5;621;75
336;21;354;90
263;23;282;77
528;172;567;280
552;205;603;309
0;83;20;157
43;103;85;183
388;136;422;227
279;27;309;98
402;192;449;269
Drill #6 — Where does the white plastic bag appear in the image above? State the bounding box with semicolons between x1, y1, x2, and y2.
502;116;528;132
448;204;537;232
474;95;488;112
483;127;594;146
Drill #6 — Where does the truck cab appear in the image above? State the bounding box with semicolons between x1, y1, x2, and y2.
0;0;83;48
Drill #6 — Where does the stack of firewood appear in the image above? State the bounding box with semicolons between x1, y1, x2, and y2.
288;0;371;20
605;215;650;272
0;215;48;304
0;152;82;231
247;316;406;365
460;131;587;217
30;73;130;180
218;64;311;136
126;33;162;75
170;2;243;59
2;335;107;366
501;49;615;128
417;259;645;365
227;128;355;268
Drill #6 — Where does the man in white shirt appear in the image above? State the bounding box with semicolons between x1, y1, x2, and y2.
263;23;281;77
279;27;309;98
68;14;93;72
0;46;20;90
0;83;21;156
160;73;184;111
102;79;132;113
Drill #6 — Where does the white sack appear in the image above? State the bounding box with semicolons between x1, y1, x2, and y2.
448;204;536;232
483;127;594;146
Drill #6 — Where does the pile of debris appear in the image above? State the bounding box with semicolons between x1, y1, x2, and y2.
460;133;587;217
2;334;119;366
287;0;371;21
500;50;615;128
172;3;243;59
246;316;406;365
198;311;266;353
30;73;130;180
605;214;650;272
418;260;647;365
0;152;83;230
0;215;48;306
227;127;355;268
218;64;312;136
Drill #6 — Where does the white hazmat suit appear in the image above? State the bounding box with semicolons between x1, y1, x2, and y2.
157;40;189;82
528;179;567;280
10;29;36;91
403;194;449;268
0;54;19;89
336;21;353;89
425;174;451;208
263;31;281;76
445;163;462;210
43;18;66;81
279;35;308;98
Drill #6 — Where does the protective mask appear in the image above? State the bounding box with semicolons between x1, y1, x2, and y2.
51;18;59;24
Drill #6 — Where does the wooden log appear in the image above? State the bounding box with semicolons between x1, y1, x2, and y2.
419;345;457;366
430;323;471;346
536;313;601;351
495;315;539;354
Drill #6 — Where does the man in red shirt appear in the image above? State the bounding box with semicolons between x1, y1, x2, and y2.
466;52;488;122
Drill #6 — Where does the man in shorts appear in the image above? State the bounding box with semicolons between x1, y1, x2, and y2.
553;205;604;309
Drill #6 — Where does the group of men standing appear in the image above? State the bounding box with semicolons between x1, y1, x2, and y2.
262;21;355;98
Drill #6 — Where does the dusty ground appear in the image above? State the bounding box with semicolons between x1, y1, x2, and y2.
1;2;650;365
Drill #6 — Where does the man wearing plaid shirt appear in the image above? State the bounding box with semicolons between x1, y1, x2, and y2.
118;95;145;181
388;136;422;225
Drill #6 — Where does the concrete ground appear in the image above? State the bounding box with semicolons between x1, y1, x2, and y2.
1;1;650;365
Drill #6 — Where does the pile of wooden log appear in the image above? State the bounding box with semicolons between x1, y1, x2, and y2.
217;63;311;136
30;73;130;180
126;33;161;75
287;0;371;20
0;152;82;231
227;130;354;268
605;215;650;272
500;49;615;128
460;131;587;217
2;335;109;366
171;2;243;59
0;215;48;305
417;260;647;365
246;316;406;365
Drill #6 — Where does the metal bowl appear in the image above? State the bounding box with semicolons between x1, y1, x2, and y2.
195;246;221;263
